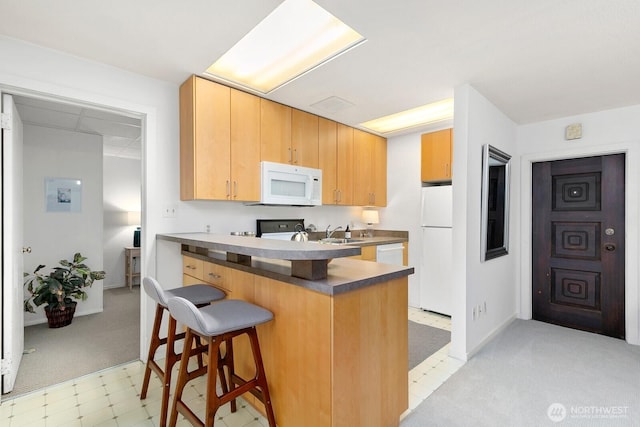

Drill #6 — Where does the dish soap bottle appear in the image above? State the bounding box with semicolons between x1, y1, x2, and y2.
344;225;351;239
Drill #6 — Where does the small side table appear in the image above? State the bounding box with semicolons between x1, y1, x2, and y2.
125;246;141;290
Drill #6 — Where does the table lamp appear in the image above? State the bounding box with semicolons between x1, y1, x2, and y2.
128;211;141;247
362;209;379;237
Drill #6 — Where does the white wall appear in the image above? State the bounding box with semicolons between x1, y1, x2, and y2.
1;35;177;358
450;85;519;360
103;156;141;288
517;105;640;345
23;125;104;326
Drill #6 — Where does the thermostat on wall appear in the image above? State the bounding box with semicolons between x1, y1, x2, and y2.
565;123;582;140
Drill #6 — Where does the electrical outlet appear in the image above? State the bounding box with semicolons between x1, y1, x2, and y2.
162;204;177;218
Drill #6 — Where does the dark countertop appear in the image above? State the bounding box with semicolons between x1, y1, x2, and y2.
181;249;414;296
158;232;361;260
157;232;413;295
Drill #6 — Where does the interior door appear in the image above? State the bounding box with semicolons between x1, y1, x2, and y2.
1;93;25;394
532;154;625;338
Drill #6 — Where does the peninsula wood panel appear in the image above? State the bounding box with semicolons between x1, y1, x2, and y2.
253;276;332;427
332;277;408;426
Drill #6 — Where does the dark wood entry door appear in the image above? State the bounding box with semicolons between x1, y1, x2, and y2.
532;154;625;338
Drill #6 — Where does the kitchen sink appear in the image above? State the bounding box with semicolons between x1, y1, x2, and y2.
316;238;364;245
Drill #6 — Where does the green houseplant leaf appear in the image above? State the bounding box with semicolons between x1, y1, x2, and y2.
23;253;106;313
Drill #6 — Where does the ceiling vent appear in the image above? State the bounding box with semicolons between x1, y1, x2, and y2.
311;96;355;114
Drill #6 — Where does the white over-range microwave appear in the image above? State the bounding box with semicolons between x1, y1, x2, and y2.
255;161;322;206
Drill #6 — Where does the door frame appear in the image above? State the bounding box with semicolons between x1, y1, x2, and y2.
519;143;639;345
0;82;151;393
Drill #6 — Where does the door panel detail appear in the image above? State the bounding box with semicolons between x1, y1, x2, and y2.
551;268;600;310
552;173;601;211
552;222;600;259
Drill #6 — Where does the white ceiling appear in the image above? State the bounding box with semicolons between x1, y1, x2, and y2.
2;0;640;136
13;96;142;160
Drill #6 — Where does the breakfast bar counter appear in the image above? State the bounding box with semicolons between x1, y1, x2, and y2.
156;233;414;427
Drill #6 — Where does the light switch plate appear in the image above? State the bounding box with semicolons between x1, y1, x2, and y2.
565;123;582;140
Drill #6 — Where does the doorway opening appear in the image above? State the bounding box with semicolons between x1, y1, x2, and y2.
2;91;144;397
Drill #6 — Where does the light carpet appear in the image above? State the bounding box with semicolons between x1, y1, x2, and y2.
401;319;640;427
8;286;140;397
409;320;451;370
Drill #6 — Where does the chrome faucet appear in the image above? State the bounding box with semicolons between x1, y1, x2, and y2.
326;225;343;238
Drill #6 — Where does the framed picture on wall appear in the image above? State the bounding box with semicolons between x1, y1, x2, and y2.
45;177;82;212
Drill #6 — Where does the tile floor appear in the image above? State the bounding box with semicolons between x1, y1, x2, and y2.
0;308;462;427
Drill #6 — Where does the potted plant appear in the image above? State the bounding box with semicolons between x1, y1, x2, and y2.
24;252;106;328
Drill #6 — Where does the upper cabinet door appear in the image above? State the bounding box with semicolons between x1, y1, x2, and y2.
319;118;338;204
353;129;386;207
260;99;292;164
180;76;231;200
336;123;354;205
421;128;453;183
230;88;261;201
291;109;319;168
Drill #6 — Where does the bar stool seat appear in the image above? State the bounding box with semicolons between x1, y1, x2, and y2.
167;297;276;427
140;277;226;427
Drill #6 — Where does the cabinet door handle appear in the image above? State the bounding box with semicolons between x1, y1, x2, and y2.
337;189;341;203
208;273;222;280
288;147;292;163
226;180;230;197
233;181;238;197
185;265;196;270
294;148;298;163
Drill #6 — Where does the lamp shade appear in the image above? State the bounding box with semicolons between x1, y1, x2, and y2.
127;211;141;226
362;209;379;225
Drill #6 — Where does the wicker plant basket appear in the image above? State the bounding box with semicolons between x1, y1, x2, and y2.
44;302;77;328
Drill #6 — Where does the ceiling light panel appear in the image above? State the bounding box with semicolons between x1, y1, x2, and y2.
205;0;366;93
360;98;454;134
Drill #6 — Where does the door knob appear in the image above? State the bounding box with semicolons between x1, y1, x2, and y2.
604;244;616;252
22;247;32;253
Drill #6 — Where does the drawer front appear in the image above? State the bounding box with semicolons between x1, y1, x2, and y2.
203;262;232;293
182;256;204;280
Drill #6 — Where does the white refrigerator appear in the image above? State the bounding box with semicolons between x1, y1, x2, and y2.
420;185;453;316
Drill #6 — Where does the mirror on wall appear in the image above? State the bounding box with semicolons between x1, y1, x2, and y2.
481;144;511;261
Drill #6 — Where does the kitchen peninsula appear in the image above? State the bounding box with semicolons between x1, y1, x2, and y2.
157;232;414;427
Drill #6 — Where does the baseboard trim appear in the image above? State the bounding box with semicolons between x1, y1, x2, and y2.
465;314;517;359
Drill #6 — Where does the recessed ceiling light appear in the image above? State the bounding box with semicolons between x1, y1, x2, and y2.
204;0;366;94
360;98;454;134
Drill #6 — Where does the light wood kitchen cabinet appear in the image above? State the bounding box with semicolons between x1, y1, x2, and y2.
180;76;260;201
319;118;353;205
260;98;291;164
353;129;387;206
180;76;231;200
230;88;261;201
421;128;453;182
260;100;319;168
291;108;319;168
